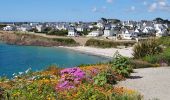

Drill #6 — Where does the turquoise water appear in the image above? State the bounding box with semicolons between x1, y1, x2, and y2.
0;43;109;78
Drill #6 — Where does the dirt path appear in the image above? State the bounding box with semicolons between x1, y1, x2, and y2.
117;67;170;100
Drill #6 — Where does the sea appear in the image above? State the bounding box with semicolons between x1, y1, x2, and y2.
0;42;109;78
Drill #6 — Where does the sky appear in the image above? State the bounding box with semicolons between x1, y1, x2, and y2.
0;0;170;22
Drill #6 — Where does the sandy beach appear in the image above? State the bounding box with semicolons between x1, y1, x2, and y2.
61;46;133;58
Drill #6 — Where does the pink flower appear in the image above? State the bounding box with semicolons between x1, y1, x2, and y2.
56;67;85;90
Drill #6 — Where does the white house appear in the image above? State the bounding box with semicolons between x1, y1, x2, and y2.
103;29;114;37
88;25;94;29
87;30;103;37
76;25;85;32
121;29;136;40
103;25;114;37
56;24;67;30
154;24;168;37
17;25;32;32
67;28;78;37
142;26;154;34
134;29;142;36
3;25;14;31
36;25;44;32
96;22;104;28
122;30;132;40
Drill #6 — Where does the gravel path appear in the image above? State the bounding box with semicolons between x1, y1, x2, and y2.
117;67;170;100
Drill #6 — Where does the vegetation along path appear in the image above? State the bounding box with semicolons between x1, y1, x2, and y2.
117;67;170;100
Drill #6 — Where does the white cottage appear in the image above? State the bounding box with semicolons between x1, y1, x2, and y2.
87;30;103;37
154;24;168;37
36;25;44;32
67;28;78;37
76;25;85;32
3;25;14;31
121;29;136;40
103;25;114;37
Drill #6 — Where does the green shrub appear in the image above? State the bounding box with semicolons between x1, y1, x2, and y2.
52;38;77;45
0;77;8;82
129;59;159;68
85;39;135;48
133;39;162;59
112;93;143;100
4;83;57;100
143;47;170;65
111;53;133;77
75;85;107;100
93;72;107;86
158;36;170;47
47;29;68;36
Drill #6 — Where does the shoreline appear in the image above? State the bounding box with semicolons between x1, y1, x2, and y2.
59;46;133;58
0;31;133;58
0;41;133;59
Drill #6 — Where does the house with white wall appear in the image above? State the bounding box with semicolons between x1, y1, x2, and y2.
56;24;67;30
87;30;103;37
3;25;14;31
119;29;137;40
67;28;78;37
36;25;45;32
17;25;32;32
76;25;86;32
154;24;168;37
103;25;114;37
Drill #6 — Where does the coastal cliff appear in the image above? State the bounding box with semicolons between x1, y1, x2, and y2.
0;31;78;47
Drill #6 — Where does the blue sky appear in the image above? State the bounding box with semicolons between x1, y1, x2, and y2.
0;0;170;22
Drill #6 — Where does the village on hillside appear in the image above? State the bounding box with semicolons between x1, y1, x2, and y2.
1;18;170;40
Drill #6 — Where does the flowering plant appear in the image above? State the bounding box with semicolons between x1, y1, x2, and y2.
56;67;85;90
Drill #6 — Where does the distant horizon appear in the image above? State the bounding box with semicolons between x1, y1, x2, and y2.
0;17;169;23
0;0;170;22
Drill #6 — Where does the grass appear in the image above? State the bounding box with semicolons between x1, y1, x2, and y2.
85;39;136;48
2;31;78;46
130;59;159;68
143;47;170;65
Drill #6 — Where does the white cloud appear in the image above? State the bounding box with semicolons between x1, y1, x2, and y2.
147;0;170;12
158;0;167;6
92;6;107;13
131;6;136;11
125;6;136;12
148;3;157;12
106;0;113;3
143;1;147;6
92;7;97;12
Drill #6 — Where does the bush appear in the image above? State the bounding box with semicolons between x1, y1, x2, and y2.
85;39;135;48
93;72;108;86
112;93;143;100
47;29;68;36
133;39;162;59
111;53;133;77
74;85;107;100
143;47;170;65
158;36;170;47
3;83;57;100
129;59;159;68
52;38;77;45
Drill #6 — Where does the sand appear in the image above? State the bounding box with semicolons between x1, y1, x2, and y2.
61;46;133;58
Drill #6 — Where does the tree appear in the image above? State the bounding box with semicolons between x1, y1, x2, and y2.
42;27;52;33
153;17;170;24
154;17;164;23
101;18;107;23
47;29;68;36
